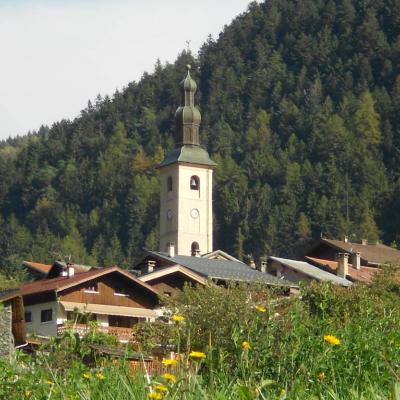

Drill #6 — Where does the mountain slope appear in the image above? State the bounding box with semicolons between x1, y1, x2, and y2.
1;0;400;278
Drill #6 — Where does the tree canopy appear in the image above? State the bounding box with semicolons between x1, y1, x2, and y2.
1;0;400;278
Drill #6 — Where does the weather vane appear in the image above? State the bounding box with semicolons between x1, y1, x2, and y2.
185;40;191;51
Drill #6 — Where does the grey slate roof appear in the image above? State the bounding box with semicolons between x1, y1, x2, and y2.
158;145;217;168
269;256;353;286
146;251;292;286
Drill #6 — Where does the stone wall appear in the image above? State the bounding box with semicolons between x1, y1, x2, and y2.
0;303;14;359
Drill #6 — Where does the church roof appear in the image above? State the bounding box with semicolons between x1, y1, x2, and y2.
159;66;216;168
145;251;293;286
158;145;216;168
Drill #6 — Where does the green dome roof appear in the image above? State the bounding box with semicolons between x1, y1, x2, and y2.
175;105;201;126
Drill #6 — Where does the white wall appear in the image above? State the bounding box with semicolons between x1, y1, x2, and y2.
159;163;213;255
24;301;60;337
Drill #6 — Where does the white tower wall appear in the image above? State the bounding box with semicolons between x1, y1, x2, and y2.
159;163;213;255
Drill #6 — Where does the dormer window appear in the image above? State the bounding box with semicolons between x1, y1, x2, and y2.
167;176;173;192
84;282;99;293
190;175;200;190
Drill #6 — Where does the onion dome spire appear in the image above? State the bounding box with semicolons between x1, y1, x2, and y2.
174;64;201;146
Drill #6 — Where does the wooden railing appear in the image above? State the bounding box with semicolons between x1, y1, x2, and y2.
57;323;133;342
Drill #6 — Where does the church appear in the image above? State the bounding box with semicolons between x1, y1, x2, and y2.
133;66;289;295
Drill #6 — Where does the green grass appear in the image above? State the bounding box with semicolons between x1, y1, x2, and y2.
2;273;400;399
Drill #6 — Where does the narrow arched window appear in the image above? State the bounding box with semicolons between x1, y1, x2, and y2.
190;175;200;191
167;176;173;192
191;241;200;256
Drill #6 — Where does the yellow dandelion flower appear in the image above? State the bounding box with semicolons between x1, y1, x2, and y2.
96;373;106;380
148;393;163;399
323;334;341;346
162;373;177;383
24;389;31;398
46;380;54;385
189;350;206;359
162;358;177;366
153;384;168;392
171;314;185;323
256;305;267;313
83;373;92;379
318;372;325;381
241;341;251;350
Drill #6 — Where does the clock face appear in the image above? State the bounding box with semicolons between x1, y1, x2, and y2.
190;208;199;219
167;209;172;220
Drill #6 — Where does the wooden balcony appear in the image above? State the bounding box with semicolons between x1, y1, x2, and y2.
57;323;133;342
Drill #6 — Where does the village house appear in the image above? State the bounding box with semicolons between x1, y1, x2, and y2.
303;237;400;283
20;266;161;341
268;256;353;287
134;244;291;297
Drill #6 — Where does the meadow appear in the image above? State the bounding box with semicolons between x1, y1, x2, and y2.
1;270;400;400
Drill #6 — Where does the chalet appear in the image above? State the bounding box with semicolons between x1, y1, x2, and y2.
20;266;161;341
0;289;26;358
303;237;400;283
268;256;352;286
307;238;400;267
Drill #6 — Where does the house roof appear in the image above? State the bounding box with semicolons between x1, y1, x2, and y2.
139;265;209;286
23;260;93;278
144;251;293;286
305;256;379;283
21;266;159;297
23;261;52;275
269;256;353;286
0;288;21;303
319;238;400;266
201;249;242;262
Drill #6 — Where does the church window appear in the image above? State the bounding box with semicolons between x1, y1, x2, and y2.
191;241;200;256
190;175;200;190
167;176;173;192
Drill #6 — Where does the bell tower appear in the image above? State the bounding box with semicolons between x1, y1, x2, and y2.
159;65;216;256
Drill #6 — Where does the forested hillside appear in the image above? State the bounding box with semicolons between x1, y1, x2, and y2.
1;0;400;279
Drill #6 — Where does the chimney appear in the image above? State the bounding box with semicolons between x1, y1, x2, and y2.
167;242;175;258
147;260;156;273
259;259;267;273
67;264;75;277
361;238;367;245
337;253;349;278
61;267;68;277
249;259;256;269
344;236;348;243
351;252;361;270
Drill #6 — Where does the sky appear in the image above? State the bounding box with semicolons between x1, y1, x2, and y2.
0;0;254;140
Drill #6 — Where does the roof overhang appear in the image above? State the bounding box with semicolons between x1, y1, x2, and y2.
59;301;162;318
55;267;159;297
139;264;208;286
